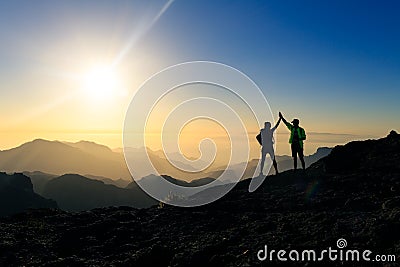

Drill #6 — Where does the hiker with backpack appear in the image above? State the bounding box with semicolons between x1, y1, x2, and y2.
279;112;306;171
257;117;281;176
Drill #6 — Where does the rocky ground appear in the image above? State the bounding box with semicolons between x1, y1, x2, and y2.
0;131;399;266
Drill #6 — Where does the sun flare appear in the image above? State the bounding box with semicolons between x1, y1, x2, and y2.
82;65;123;101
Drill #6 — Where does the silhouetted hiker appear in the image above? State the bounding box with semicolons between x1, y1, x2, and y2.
257;118;281;176
279;112;306;171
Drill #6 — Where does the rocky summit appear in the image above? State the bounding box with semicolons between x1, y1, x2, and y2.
0;131;399;266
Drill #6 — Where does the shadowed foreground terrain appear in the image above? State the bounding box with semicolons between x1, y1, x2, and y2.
0;131;399;266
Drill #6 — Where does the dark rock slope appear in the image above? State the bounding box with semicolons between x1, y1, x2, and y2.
0;172;57;216
0;131;399;266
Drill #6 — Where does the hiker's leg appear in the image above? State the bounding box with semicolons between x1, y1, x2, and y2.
299;147;305;170
291;144;297;170
299;155;305;169
269;149;278;174
273;158;278;174
260;149;266;175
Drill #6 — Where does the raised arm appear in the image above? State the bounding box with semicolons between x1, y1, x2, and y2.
279;112;286;123
279;112;292;130
272;117;281;131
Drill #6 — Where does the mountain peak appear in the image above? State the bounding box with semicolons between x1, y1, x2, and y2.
54;173;103;184
0;139;130;179
388;130;398;138
11;139;69;151
30;139;61;145
315;147;332;153
63;140;113;153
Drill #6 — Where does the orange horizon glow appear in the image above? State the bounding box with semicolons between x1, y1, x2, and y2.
0;127;384;159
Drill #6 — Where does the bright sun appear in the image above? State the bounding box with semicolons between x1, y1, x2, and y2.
82;65;122;101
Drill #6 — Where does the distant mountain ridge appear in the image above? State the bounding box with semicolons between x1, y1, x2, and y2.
0;139;131;179
0;138;332;182
85;174;131;188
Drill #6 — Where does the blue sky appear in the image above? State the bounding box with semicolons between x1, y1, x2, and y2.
0;0;399;152
156;0;400;128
